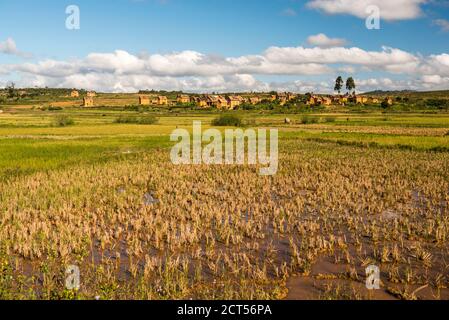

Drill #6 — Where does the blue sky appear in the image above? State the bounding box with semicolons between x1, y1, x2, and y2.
1;0;449;93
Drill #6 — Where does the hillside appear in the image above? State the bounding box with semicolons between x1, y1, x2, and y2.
363;89;449;98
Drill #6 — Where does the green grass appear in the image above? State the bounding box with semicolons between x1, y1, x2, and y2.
0;136;171;181
53;115;75;127
114;115;159;125
212;114;243;127
309;133;449;151
280;130;449;151
0;108;448;181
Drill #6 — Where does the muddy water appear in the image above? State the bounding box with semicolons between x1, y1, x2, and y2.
286;256;449;300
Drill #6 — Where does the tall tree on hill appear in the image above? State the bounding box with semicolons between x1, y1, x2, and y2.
334;76;344;94
346;77;356;94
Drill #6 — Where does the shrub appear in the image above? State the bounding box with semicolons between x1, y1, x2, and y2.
138;116;159;125
381;101;390;109
114;115;158;125
48;106;63;111
241;103;255;111
53;115;74;127
300;116;319;124
212;114;243;127
427;99;448;109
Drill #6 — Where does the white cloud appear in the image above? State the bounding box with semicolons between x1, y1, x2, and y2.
433;19;449;32
421;53;449;76
421;74;444;84
264;46;420;74
1;42;448;92
14;72;270;93
357;76;449;91
307;33;348;48
0;38;18;55
419;75;449;90
306;0;427;21
0;38;32;58
6;45;422;81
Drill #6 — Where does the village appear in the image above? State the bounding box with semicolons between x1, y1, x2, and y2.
71;89;394;109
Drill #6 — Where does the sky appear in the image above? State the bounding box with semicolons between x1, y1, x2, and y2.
0;0;449;93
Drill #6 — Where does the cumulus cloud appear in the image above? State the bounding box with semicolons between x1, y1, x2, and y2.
0;38;32;58
357;76;449;91
419;53;449;76
14;72;270;94
1;42;448;92
0;38;19;55
6;49;334;78
264;46;421;74
419;75;449;90
306;0;426;21
306;33;348;48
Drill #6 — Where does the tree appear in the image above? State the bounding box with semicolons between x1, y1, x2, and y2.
334;76;344;94
346;77;356;94
6;82;15;98
381;100;390;109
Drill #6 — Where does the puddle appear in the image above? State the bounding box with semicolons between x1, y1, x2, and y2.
286;257;398;300
286;276;398;300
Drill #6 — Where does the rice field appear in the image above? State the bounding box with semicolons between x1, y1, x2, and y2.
0;108;448;300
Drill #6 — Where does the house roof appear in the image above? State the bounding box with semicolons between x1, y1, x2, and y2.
207;95;219;102
217;96;227;103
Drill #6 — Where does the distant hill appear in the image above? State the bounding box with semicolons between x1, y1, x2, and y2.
363;90;416;95
363;90;449;98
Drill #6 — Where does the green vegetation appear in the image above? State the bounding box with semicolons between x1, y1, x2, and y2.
323;116;337;123
346;77;356;93
212;114;243;127
300;115;320;124
334;76;344;94
114;115;159;125
381;100;390;109
53;115;75;127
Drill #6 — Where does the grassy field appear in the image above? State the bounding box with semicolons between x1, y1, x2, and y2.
0;101;448;300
